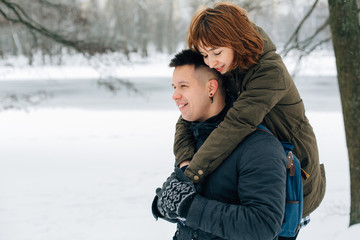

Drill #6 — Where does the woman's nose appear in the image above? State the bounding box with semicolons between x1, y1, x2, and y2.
207;56;217;68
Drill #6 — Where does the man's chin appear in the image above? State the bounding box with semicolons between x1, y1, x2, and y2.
182;115;190;121
181;115;193;122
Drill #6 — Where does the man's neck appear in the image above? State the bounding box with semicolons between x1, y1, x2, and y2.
190;96;229;152
207;97;226;121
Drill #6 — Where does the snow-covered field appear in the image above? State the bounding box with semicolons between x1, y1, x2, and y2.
0;52;359;239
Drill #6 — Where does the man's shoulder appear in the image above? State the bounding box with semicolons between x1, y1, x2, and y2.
245;129;279;146
226;129;287;176
233;129;285;160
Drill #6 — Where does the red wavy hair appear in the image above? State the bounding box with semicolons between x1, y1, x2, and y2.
187;2;264;72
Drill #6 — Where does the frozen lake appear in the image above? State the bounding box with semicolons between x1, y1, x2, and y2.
0;75;341;112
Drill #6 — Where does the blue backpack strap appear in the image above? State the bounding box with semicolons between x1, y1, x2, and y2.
257;124;303;237
257;124;271;134
280;141;295;151
280;148;304;237
257;125;310;180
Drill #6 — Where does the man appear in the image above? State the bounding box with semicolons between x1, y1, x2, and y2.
152;49;287;240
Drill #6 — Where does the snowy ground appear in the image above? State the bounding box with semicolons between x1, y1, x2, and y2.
0;52;359;239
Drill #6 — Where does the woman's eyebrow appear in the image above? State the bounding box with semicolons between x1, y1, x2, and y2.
200;48;215;54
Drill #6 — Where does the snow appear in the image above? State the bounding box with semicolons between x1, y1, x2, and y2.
0;109;176;240
0;51;336;81
0;52;174;81
0;51;359;239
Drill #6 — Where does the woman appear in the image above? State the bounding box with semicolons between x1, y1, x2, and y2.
174;2;326;239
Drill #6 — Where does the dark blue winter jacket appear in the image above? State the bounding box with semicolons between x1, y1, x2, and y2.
173;99;287;240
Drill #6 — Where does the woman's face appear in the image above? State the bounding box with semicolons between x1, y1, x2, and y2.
198;46;234;74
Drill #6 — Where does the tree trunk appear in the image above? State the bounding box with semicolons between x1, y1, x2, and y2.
328;0;360;226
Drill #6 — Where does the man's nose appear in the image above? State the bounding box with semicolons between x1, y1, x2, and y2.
172;90;181;101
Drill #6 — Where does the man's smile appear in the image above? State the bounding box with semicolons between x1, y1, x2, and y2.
177;103;188;110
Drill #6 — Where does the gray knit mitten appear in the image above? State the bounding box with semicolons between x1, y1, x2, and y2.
156;168;196;221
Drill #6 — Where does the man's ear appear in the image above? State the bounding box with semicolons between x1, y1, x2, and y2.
207;79;219;95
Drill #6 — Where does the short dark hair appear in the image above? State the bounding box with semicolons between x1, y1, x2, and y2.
170;49;225;96
169;49;207;68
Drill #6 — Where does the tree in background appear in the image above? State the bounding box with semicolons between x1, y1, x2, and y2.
0;0;184;62
2;0;327;64
328;0;360;226
0;0;119;63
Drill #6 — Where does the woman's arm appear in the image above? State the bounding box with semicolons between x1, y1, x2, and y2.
173;115;196;167
184;62;291;182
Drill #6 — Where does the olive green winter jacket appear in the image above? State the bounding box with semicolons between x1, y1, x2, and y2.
174;25;326;217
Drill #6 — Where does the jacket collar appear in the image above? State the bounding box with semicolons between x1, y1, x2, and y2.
190;96;233;150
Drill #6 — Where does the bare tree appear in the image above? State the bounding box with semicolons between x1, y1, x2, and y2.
281;0;360;227
328;0;360;226
280;0;332;59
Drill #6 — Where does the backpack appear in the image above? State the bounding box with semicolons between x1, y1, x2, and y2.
257;124;308;237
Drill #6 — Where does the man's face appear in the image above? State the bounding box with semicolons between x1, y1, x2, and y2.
172;65;211;122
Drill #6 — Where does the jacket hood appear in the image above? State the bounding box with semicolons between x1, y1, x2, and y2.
252;24;277;57
225;24;277;79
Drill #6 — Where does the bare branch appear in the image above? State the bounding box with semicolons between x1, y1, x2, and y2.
288;35;332;79
304;36;332;55
301;18;330;46
281;0;320;55
97;77;140;95
0;0;117;55
282;16;330;57
0;91;51;112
